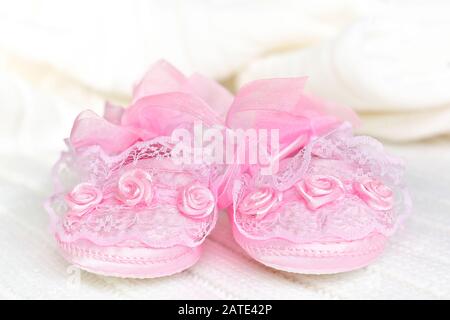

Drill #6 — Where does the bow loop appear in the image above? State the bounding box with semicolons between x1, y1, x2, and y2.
226;78;359;156
70;60;233;155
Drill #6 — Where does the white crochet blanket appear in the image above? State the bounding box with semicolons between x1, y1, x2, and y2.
1;145;449;299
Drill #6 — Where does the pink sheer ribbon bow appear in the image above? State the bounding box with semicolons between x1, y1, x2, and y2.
70;60;233;155
219;78;360;207
225;77;360;159
68;63;359;209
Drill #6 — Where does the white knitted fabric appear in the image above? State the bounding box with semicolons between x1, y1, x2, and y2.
0;64;449;300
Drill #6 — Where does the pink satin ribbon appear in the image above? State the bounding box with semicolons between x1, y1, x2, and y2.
225;77;360;157
70;61;359;157
70;60;233;155
68;61;360;210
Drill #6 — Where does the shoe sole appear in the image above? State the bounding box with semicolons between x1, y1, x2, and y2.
57;237;201;278
232;226;387;274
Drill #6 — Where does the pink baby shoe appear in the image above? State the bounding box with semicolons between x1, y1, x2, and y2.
45;61;234;278
226;78;411;274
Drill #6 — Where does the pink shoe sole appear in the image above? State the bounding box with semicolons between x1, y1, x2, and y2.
232;226;387;274
57;238;201;278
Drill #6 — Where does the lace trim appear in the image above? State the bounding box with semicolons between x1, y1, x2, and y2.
233;123;411;243
47;137;219;248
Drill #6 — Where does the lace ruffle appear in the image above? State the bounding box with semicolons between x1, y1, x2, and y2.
233;123;411;243
47;138;219;248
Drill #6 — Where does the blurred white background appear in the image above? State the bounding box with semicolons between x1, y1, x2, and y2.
0;0;449;299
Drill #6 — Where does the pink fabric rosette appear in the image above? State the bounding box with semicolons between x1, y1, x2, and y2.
65;182;103;217
238;187;282;219
296;175;345;210
178;183;216;219
116;169;154;206
353;179;394;211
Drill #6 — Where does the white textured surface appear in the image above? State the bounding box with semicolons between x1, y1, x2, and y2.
0;68;449;299
1;147;450;299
